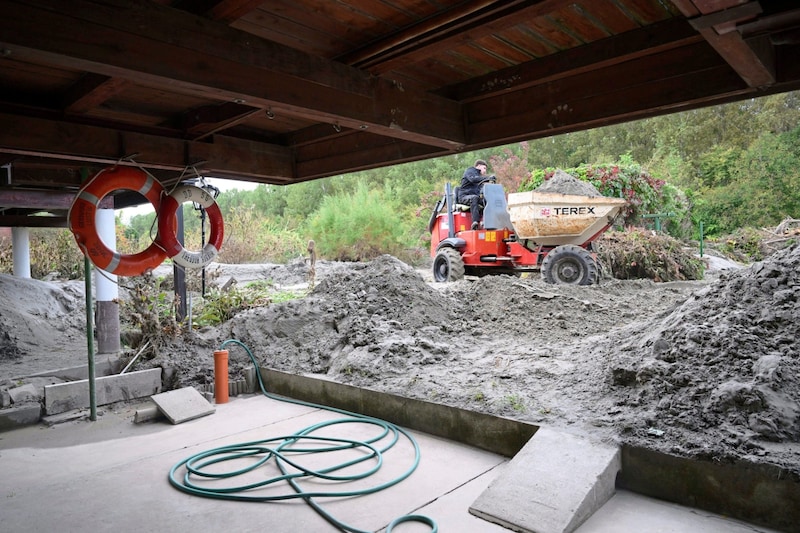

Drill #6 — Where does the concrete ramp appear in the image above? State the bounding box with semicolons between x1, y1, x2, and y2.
470;427;621;533
151;387;215;424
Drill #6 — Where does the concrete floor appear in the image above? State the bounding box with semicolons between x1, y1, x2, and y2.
0;394;781;533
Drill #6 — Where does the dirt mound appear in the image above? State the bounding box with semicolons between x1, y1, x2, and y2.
537;169;601;196
601;243;800;463
0;275;86;369
1;243;798;477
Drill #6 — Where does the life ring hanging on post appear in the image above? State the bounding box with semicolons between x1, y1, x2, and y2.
69;166;168;276
157;184;224;269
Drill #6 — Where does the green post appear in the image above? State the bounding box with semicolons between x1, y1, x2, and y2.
84;257;97;421
642;212;674;232
80;167;97;421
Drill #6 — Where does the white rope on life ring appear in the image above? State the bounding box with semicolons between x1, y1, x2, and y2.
157;184;224;269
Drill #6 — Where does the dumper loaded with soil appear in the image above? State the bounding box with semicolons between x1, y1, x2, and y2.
428;171;627;284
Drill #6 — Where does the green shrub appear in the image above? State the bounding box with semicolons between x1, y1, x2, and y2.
307;183;408;261
598;228;705;282
0;229;85;279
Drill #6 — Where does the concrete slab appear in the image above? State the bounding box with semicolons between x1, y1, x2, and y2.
576;490;783;533
0;393;783;533
7;383;39;404
470;426;621;533
0;395;507;533
43;367;161;415
0;402;41;431
150;387;215;424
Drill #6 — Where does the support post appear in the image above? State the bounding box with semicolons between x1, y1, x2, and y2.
95;208;120;354
174;206;187;322
11;227;31;278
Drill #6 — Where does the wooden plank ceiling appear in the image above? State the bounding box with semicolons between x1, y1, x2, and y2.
0;0;799;224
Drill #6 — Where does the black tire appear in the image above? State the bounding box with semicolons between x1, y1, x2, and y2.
541;244;598;285
432;247;465;282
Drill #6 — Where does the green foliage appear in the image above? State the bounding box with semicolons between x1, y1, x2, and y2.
519;158;688;233
0;229;85;279
505;394;526;413
307;183;408;261
488;142;532;192
598;228;705;281
716;228;769;262
121;275;181;353
192;281;275;327
690;126;800;236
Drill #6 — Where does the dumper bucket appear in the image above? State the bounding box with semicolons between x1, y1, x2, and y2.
507;191;627;246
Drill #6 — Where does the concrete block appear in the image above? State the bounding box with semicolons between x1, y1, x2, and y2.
0;403;42;431
470;427;621;533
44;368;162;415
8;383;41;404
150;387;214;424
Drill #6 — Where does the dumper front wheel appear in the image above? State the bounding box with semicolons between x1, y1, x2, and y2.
541;245;598;285
433;247;465;282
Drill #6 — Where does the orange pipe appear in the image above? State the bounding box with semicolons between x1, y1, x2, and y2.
213;350;229;404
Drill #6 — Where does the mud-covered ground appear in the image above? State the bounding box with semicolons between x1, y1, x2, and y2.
1;245;799;479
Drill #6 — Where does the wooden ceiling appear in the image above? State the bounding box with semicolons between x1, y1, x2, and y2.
1;0;799;225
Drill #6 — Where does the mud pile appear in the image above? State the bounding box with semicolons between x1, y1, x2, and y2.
210;247;799;474
601;244;800;462
2;241;797;476
536;169;601;196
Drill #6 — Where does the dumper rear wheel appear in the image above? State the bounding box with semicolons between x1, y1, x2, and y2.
541;245;598;285
433;247;465;282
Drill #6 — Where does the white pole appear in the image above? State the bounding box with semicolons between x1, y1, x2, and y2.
11;227;31;278
95;208;120;353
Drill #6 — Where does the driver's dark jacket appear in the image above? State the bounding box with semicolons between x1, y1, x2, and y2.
459;166;484;198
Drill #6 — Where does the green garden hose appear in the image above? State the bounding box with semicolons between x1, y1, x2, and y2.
168;338;437;533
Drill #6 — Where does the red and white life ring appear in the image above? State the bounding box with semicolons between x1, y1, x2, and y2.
69;166;168;276
157;184;224;268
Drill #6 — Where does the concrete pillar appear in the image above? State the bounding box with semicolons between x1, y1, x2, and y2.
95;208;120;354
11;227;31;278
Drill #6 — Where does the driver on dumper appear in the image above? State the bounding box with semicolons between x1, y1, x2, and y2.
458;159;496;230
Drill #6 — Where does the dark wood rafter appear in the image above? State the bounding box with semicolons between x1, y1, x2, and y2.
61;74;132;115
670;0;775;87
0;0;465;149
0;112;294;182
181;102;264;140
342;0;577;73
439;17;703;102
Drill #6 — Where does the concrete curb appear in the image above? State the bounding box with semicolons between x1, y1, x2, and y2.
44;368;162;415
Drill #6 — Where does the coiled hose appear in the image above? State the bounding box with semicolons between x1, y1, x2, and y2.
168;339;437;533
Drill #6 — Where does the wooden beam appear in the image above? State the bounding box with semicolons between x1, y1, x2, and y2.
295;134;446;181
62;74;133;115
440;17;703;102
464;48;753;145
0;0;465;149
670;0;775;87
0;215;68;228
182;102;263;140
205;0;265;24
343;0;575;74
0;189;83;210
0;112;294;181
339;0;503;67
